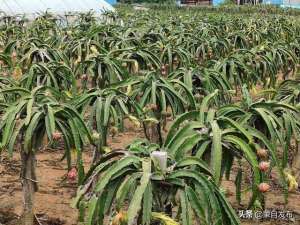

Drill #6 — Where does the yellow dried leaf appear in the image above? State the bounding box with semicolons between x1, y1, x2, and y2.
284;170;298;192
151;212;180;225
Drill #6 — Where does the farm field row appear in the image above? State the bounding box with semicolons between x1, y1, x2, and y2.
0;5;300;225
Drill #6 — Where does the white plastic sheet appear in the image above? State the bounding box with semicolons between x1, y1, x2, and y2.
0;0;114;17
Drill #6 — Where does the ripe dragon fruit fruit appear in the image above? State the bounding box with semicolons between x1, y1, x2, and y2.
67;168;77;181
